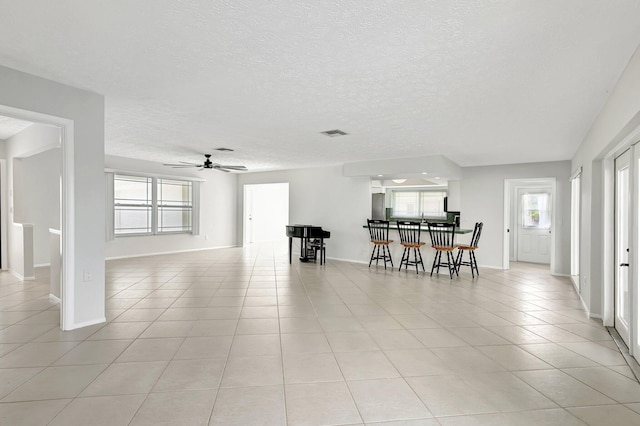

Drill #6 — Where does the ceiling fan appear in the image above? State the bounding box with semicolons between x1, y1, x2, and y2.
163;154;247;173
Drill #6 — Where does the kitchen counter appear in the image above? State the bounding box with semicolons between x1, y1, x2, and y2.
362;223;472;234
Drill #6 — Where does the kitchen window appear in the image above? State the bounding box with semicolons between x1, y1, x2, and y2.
391;190;447;218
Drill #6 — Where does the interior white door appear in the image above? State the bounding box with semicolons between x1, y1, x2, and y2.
243;183;289;244
516;189;552;264
244;186;254;244
615;149;631;347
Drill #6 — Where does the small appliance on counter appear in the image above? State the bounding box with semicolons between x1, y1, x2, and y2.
447;211;461;227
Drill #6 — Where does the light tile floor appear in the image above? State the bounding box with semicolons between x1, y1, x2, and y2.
1;243;640;425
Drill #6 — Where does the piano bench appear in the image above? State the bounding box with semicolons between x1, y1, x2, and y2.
308;239;326;265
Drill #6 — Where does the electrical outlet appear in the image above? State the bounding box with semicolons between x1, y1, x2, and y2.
83;270;93;282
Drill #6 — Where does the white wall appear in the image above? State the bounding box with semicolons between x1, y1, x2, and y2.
447;180;461;211
22;149;61;266
238;165;372;263
461;161;571;274
0;64;105;329
105;155;238;259
14;147;60;266
571;44;640;317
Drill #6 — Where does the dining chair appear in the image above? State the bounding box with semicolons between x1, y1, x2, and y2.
455;222;483;277
367;219;394;269
427;222;458;278
397;221;425;274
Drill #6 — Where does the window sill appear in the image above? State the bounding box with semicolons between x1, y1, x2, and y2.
115;231;193;238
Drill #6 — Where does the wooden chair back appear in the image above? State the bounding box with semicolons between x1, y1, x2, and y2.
396;221;422;246
367;219;391;243
427;222;456;248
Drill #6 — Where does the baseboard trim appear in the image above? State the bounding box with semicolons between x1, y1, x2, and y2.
105;245;239;261
9;270;35;281
570;275;580;292
34;262;51;268
607;327;640;382
71;317;106;330
49;294;61;304
325;257;369;265
478;264;504;270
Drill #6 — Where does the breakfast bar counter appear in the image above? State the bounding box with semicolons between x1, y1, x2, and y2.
362;224;473;234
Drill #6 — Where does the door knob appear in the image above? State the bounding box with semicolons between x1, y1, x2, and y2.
621;263;629;267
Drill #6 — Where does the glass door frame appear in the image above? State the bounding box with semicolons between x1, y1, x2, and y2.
615;149;632;348
604;141;640;358
632;145;640;357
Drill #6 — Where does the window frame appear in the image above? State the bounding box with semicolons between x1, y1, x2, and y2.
113;174;154;236
390;188;448;219
156;178;194;234
521;192;551;230
108;172;199;238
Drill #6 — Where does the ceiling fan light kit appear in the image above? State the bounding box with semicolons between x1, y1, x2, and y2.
163;154;247;173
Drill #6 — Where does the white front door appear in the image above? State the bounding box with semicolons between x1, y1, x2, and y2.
516;189;552;264
615;149;631;347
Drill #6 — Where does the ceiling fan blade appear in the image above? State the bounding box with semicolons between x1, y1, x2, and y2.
179;161;200;165
213;166;230;173
217;165;247;170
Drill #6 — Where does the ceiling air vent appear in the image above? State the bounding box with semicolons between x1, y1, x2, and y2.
320;129;348;137
215;147;234;152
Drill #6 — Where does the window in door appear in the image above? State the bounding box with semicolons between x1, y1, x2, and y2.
522;193;551;229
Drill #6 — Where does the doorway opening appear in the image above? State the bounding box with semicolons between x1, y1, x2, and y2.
503;178;557;272
0;105;74;331
243;183;289;246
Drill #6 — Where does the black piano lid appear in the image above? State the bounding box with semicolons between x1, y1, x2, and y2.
286;225;330;239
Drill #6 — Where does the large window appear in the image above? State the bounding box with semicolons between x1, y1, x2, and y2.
112;174;196;236
157;179;192;233
391;190;446;218
114;175;153;235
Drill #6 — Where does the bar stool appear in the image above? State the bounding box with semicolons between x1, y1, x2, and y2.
367;219;394;269
397;221;425;274
427;222;458;279
455;222;483;277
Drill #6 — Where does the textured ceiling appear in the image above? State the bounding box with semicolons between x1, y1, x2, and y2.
0;1;639;171
0;116;33;140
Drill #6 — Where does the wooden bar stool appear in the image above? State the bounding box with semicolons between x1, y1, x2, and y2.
427;222;458;279
455;222;483;277
367;219;394;269
397;221;425;274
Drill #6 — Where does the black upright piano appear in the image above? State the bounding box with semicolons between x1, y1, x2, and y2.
286;225;331;265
